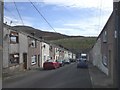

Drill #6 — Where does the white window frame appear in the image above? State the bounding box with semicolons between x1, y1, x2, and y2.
31;55;37;65
103;31;107;43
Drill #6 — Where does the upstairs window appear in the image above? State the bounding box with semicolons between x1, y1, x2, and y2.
31;39;37;48
10;31;19;44
55;48;58;53
49;46;53;51
103;31;107;43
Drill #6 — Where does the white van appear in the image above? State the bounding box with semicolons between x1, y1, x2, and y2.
81;53;87;61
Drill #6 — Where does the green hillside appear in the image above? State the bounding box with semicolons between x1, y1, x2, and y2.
50;37;97;53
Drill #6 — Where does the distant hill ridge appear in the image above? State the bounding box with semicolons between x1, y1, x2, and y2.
12;25;84;40
11;25;97;53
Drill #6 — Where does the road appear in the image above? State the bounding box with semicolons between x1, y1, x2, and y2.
3;62;92;88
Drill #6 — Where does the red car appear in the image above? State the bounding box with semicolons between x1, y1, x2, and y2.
43;60;60;70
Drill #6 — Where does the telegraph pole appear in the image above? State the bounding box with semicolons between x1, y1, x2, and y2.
113;0;120;88
0;0;3;89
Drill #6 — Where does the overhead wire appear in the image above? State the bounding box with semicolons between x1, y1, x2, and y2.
13;0;24;26
4;6;21;25
4;6;19;20
98;0;102;32
28;0;57;33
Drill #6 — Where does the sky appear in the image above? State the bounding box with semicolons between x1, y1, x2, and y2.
4;0;113;36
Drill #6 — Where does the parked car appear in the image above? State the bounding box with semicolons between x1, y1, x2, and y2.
64;59;70;64
43;60;60;70
56;59;65;67
77;59;88;68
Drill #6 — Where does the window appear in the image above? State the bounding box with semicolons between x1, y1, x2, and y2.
31;55;37;65
56;48;58;52
31;39;37;48
10;31;19;44
44;55;46;61
102;55;108;67
49;46;53;51
9;53;19;65
103;31;107;43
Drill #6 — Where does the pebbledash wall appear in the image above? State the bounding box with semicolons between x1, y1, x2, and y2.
3;25;28;73
89;12;116;86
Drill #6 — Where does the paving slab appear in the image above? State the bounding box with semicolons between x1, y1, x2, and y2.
88;62;113;88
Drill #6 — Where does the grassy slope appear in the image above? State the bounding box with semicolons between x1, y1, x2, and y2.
50;37;97;53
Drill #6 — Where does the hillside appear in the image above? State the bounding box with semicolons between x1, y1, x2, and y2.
50;37;97;53
13;26;69;40
13;26;84;40
12;25;97;53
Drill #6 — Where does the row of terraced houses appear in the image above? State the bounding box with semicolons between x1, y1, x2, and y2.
3;24;76;74
89;1;120;87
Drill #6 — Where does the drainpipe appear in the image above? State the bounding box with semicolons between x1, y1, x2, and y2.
113;0;120;88
0;1;3;89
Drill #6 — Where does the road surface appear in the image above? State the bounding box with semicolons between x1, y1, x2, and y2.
3;62;92;88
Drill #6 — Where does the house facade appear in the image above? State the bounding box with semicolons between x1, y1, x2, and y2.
64;50;69;60
72;53;76;60
89;12;116;86
27;36;41;69
3;24;76;75
40;41;50;68
49;44;55;60
54;47;60;60
3;25;28;73
58;47;65;60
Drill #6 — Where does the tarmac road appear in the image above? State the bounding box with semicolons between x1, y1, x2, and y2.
3;62;92;88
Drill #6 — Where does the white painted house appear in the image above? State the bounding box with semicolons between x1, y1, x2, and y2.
40;41;50;68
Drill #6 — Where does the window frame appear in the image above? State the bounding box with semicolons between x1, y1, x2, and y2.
31;55;37;65
103;31;107;43
9;53;19;66
31;39;37;48
10;31;19;44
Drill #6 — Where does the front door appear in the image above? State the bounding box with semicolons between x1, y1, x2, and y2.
23;53;27;69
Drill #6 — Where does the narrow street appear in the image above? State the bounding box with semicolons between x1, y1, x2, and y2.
3;62;92;88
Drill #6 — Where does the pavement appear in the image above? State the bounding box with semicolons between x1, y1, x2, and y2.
88;62;113;88
2;62;114;88
2;68;41;81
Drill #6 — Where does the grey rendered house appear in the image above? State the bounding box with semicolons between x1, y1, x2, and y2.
89;12;116;86
3;24;43;74
3;24;28;74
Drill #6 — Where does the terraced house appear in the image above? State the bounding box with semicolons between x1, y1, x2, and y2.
40;41;50;68
89;1;120;86
3;24;28;74
3;24;76;75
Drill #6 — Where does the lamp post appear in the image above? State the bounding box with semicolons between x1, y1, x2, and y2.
113;0;120;88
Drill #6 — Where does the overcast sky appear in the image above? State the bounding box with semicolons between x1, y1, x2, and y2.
4;0;113;36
